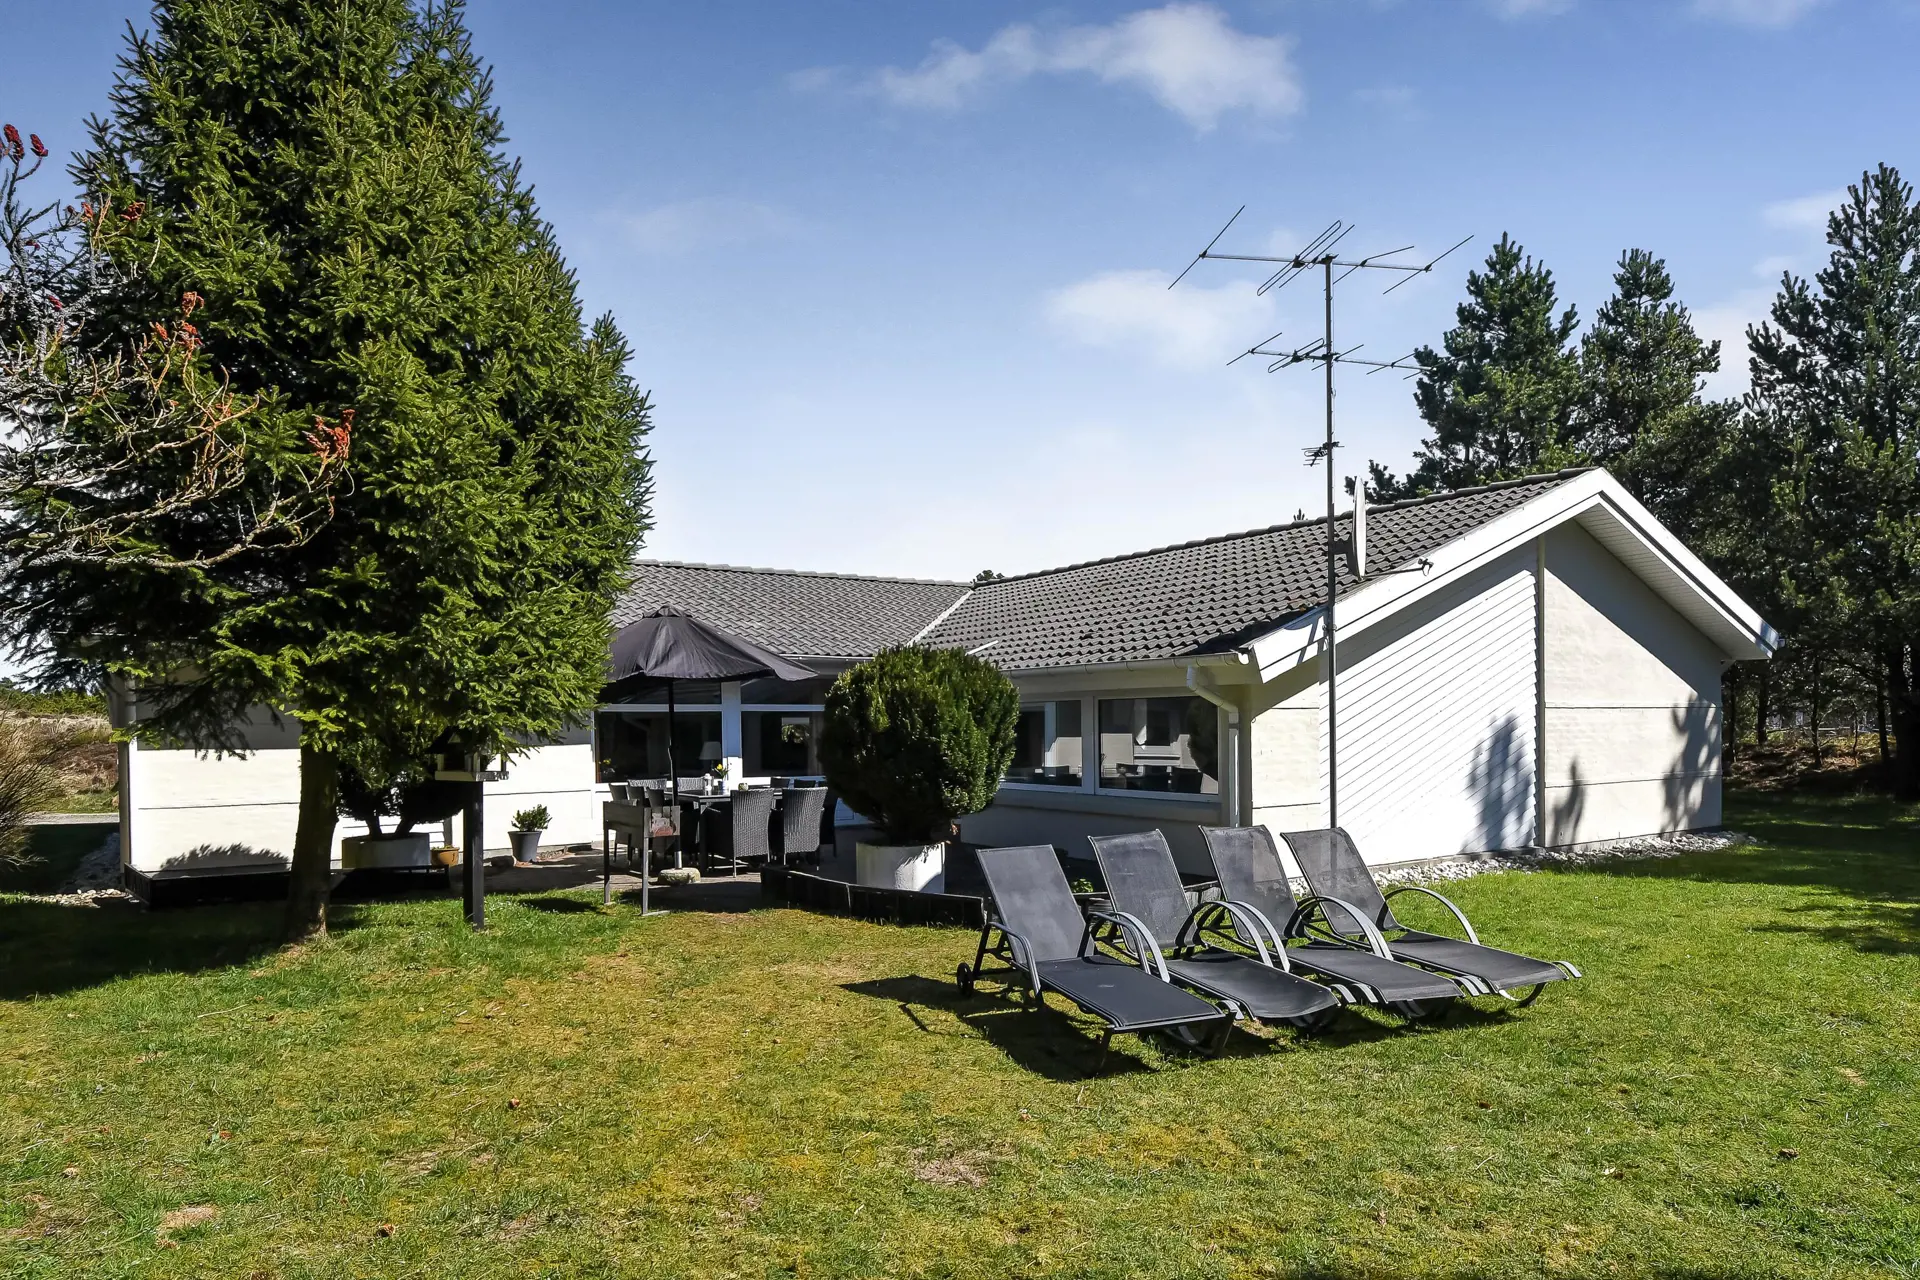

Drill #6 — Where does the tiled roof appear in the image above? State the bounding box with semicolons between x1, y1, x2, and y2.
920;470;1588;670
618;470;1588;671
614;561;969;661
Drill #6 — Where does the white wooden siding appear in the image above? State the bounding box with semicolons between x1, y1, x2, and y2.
1248;550;1539;864
1331;548;1538;862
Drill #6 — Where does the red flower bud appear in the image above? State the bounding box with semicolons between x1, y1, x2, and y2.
29;134;46;158
3;125;18;148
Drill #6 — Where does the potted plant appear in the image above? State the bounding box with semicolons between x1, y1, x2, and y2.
820;645;1018;893
509;805;550;864
337;759;467;871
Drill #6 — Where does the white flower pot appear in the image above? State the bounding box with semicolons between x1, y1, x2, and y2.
855;842;946;893
340;833;432;870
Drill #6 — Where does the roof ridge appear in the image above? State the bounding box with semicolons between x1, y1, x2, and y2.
630;558;968;588
970;467;1596;590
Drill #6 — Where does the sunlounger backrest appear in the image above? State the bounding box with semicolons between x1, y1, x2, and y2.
1200;825;1301;927
976;845;1088;963
1280;827;1397;936
1087;831;1190;948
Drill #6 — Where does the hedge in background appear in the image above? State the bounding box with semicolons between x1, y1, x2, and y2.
820;647;1018;845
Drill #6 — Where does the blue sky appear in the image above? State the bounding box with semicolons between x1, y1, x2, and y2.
9;0;1918;586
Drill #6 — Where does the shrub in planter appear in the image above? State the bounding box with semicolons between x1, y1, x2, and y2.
509;805;551;864
336;757;467;870
820;646;1018;890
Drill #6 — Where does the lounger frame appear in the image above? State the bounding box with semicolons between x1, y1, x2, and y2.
964;904;1235;1064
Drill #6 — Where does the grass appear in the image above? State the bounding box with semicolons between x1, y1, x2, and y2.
2;791;1916;1279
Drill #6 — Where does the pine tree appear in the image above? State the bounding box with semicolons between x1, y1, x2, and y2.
1573;249;1737;545
13;0;653;935
1745;166;1920;796
1374;234;1581;499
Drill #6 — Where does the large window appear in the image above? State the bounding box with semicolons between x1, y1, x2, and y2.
744;710;823;776
1005;700;1084;787
594;710;723;783
1097;696;1219;795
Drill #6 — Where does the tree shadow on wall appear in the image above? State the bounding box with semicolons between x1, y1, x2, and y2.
1467;713;1533;852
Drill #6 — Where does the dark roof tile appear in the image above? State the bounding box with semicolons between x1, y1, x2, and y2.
616;471;1588;671
922;470;1586;669
613;561;968;661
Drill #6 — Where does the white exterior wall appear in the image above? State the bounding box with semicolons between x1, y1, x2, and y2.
1249;549;1539;866
120;713;603;874
1247;526;1731;864
1542;523;1724;844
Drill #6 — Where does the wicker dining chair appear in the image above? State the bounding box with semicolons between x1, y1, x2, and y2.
706;787;777;877
777;787;830;865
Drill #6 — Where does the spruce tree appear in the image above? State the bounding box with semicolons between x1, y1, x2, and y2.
18;0;653;936
1573;248;1738;545
1374;234;1581;499
1746;166;1920;796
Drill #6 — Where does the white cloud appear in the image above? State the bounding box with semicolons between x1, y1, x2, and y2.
1486;0;1574;16
1044;268;1275;369
606;198;797;255
1693;288;1772;398
864;4;1302;131
1691;0;1827;27
1762;188;1845;233
1694;187;1844;396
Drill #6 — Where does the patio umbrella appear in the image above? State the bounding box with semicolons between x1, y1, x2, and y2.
605;604;814;809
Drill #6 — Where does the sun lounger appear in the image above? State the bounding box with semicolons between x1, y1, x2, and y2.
1199;825;1478;1015
1086;831;1347;1029
961;844;1234;1063
1278;827;1582;1003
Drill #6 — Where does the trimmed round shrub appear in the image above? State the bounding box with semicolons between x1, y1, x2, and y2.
820;646;1019;845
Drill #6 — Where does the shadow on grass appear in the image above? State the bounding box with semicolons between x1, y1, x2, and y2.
843;974;1455;1078
846;974;1191;1081
0;897;379;1000
610;880;764;915
1544;791;1920;957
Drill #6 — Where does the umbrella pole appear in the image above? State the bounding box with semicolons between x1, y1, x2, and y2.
667;680;681;870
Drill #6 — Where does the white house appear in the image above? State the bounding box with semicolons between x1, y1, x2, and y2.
114;467;1776;893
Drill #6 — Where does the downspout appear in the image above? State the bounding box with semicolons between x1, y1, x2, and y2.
1187;664;1242;826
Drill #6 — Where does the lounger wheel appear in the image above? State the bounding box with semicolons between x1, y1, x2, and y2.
1497;983;1546;1007
1387;998;1446;1022
955;962;975;996
1160;1024;1210;1051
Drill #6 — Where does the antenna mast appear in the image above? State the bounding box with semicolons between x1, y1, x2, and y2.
1172;215;1469;828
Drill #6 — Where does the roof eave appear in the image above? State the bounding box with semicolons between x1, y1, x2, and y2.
1245;469;1776;682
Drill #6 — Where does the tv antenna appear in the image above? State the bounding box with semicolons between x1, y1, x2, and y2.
1170;209;1469;828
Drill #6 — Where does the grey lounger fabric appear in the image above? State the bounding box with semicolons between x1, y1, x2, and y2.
1278;827;1580;992
1087;831;1343;1024
969;845;1233;1045
1199;825;1471;1004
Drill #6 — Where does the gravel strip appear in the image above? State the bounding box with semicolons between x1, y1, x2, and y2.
1372;829;1754;887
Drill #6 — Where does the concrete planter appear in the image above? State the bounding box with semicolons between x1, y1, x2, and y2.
855;841;946;893
508;830;545;864
340;832;431;870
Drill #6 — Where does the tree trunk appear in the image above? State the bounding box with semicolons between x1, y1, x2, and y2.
1890;644;1920;801
1809;656;1824;769
1876;661;1890;779
283;739;339;942
1755;667;1771;748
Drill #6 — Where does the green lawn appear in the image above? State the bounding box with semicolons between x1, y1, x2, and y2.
2;793;1916;1279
